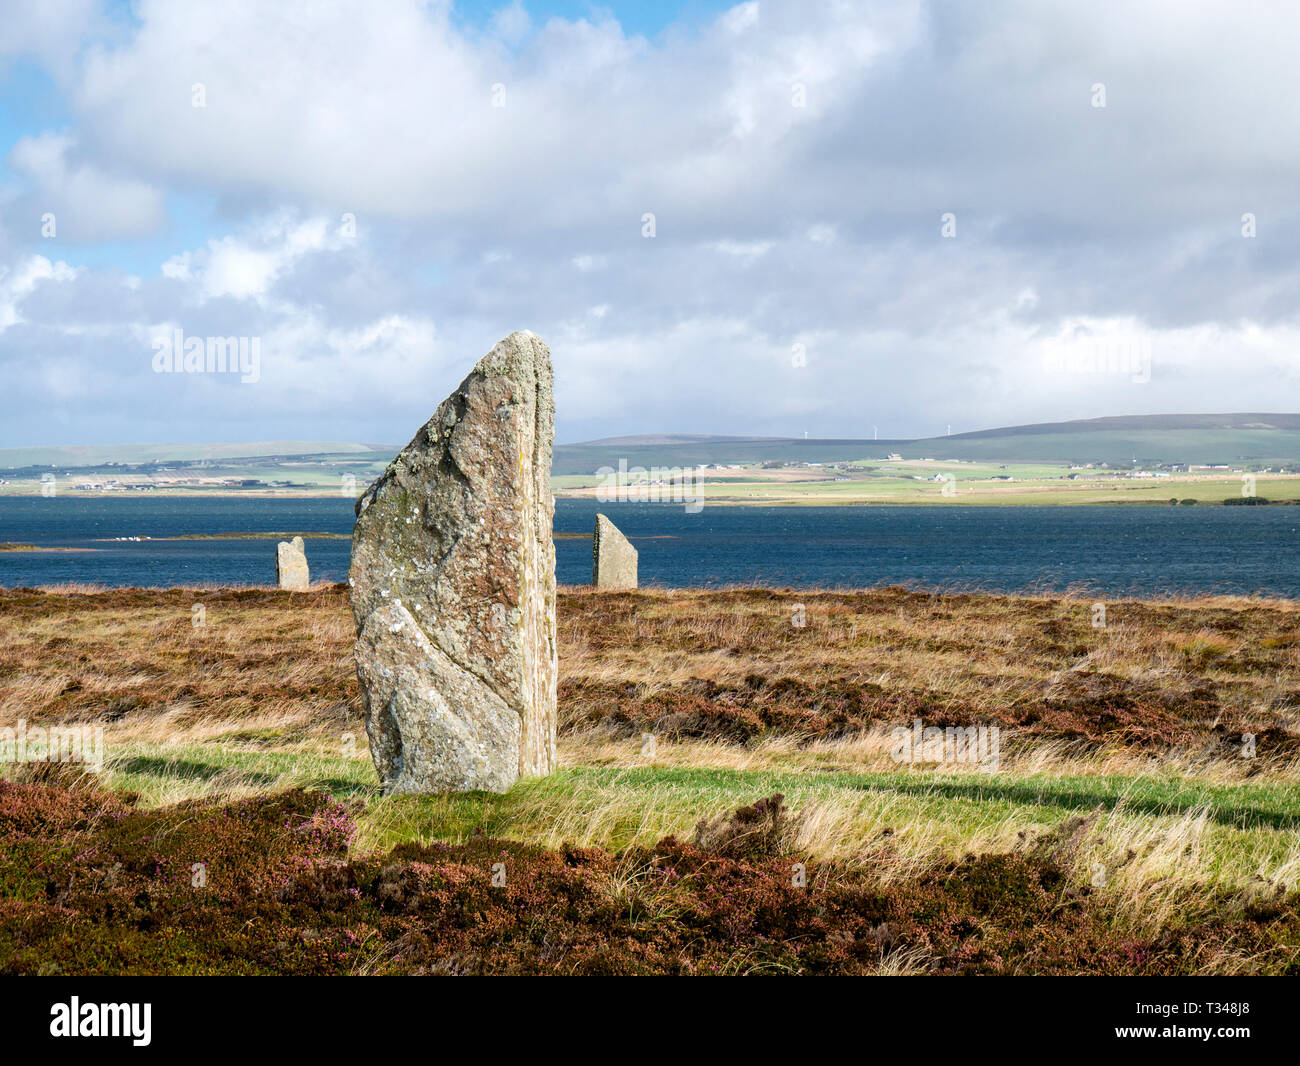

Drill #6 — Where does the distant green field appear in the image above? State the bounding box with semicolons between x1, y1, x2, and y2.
917;429;1300;466
0;446;393;497
552;430;1300;474
552;416;1300;472
552;438;892;474
6;416;1300;497
556;459;1300;507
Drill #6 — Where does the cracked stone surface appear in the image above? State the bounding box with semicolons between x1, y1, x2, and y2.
350;331;557;793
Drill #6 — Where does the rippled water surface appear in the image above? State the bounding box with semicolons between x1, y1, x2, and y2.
1;496;1296;597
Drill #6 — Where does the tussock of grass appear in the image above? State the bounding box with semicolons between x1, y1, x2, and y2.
3;583;1300;973
4;778;1299;975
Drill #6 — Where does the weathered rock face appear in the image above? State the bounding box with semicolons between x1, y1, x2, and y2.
592;513;637;589
276;535;310;590
350;331;557;794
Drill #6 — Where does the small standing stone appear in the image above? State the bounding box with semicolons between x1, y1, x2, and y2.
276;535;310;590
593;513;637;589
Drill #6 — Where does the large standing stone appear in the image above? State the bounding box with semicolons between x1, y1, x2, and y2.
350;331;557;794
276;535;310;590
592;513;637;589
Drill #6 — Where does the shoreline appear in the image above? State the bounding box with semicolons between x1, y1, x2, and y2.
89;531;351;541
0;543;97;553
3;580;1296;607
2;488;1298;507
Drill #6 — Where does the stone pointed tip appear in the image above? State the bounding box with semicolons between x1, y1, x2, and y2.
501;328;543;346
475;331;551;379
593;513;637;589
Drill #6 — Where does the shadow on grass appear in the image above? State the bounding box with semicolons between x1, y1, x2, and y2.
840;777;1300;832
113;756;281;788
298;775;375;797
570;767;1300;833
113;756;376;798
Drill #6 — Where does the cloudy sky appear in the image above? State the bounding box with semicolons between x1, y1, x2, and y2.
1;0;1298;448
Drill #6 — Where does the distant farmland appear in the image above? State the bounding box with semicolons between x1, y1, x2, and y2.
552;415;1300;473
5;415;1300;493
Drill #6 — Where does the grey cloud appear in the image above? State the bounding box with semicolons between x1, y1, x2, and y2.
2;0;1300;446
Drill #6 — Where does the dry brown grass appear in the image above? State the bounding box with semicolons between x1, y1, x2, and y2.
0;585;358;748
558;585;1300;763
4;583;1300;968
3;582;1299;769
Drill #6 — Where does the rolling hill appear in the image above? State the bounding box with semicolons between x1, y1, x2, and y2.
0;441;392;469
6;415;1300;480
551;415;1300;472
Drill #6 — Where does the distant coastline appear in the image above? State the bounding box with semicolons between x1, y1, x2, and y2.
0;542;95;552
2;485;1300;506
5;415;1300;506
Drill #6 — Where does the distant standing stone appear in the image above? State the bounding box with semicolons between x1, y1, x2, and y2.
592;513;637;589
350;331;557;794
276;535;310;590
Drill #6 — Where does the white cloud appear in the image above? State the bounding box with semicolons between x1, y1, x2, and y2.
0;254;78;330
0;0;104;72
4;0;1300;446
709;239;773;261
5;133;165;242
162;215;342;302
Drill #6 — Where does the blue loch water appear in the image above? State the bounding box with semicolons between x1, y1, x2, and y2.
0;496;1297;598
